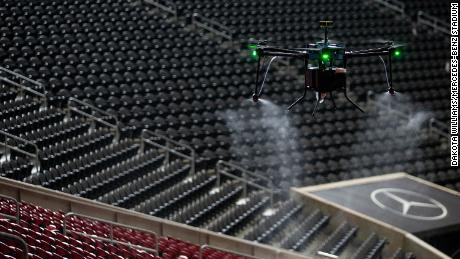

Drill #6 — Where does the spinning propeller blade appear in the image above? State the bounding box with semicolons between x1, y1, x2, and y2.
366;38;407;48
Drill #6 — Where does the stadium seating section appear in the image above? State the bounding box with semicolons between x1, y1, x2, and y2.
0;0;454;188
0;196;258;258
0;0;453;257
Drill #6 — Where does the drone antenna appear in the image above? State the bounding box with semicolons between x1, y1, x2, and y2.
319;21;333;45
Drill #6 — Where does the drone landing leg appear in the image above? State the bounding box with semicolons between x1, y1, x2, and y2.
288;58;309;110
312;98;320;118
343;87;365;113
288;84;308;110
329;92;337;110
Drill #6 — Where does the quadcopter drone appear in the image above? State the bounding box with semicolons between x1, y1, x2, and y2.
248;21;406;117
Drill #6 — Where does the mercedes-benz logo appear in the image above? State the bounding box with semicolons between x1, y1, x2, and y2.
370;188;448;220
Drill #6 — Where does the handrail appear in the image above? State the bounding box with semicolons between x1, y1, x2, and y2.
0;66;46;94
317;251;339;259
0;77;47;108
192;13;233;41
141;129;196;174
0;129;41;173
429;118;450;138
0;77;46;100
367;94;449;140
0;232;29;259
199;244;263;259
216;160;273;188
417;11;450;35
144;0;177;18
366;91;410;120
215;160;275;205
63;212;159;255
0;194;20;222
67;97;120;141
371;0;405;15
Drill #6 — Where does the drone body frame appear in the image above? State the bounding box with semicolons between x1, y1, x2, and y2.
250;21;402;117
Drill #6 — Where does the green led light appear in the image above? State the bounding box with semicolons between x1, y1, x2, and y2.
248;44;257;50
250;50;258;58
394;50;401;57
321;53;330;61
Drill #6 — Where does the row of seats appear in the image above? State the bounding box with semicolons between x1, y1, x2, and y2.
170;181;243;227
400;0;449;22
27;140;139;190
0;199;158;259
158;237;244;259
164;0;451;186
317;222;358;256
67;148;165;200
350;232;386;259
279;209;329;251
100;160;189;207
1;0;453;193
0;157;33;181
0;0;452;257
0;83;416;258
134;170;217;218
40;129;113;169
0;196;249;259
0;82;355;257
206;192;270;235
244;200;303;243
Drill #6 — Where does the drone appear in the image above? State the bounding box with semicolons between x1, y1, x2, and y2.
248;21;406;117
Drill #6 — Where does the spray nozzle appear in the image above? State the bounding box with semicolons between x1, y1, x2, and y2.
252;93;259;103
388;87;395;96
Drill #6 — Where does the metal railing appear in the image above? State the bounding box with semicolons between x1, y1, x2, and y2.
317;251;339;259
0;194;20;222
0;67;47;107
67;97;120;141
0;66;46;94
140;129;196;174
0;130;41;174
199;244;263;259
0;232;29;259
367;94;449;140
371;97;409;120
417;11;450;35
370;0;405;16
215;160;276;205
63;212;159;256
429;118;450;139
192;13;233;41
144;0;177;18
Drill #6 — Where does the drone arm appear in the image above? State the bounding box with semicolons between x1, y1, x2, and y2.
252;47;307;102
346;49;396;95
257;46;308;58
259;50;306;58
345;50;389;58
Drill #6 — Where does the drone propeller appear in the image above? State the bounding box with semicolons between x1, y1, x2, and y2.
246;38;271;45
366;38;407;48
315;39;342;45
366;38;394;45
390;42;407;49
